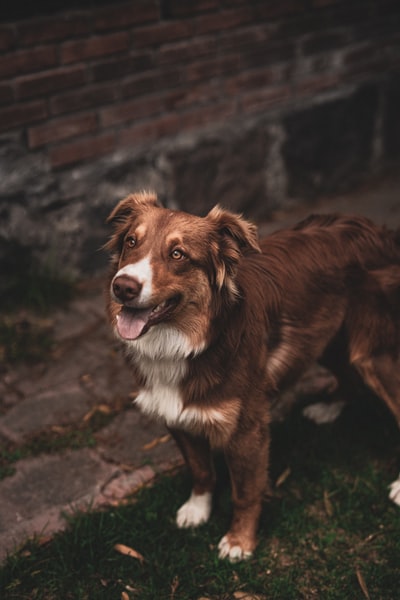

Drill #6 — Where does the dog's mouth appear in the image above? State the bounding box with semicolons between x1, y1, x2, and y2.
116;296;180;340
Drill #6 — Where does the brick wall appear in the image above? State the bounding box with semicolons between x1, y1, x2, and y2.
1;0;400;274
1;0;399;171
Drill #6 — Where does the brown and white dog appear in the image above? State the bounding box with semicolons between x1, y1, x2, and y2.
106;191;400;562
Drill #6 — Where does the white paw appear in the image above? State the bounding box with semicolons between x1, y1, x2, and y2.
176;491;212;528
302;400;345;424
218;535;253;563
388;474;400;506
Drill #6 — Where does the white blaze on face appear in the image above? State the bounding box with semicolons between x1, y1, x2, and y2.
111;255;156;340
112;255;154;305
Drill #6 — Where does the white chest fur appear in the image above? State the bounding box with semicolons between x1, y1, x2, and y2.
127;326;190;426
134;355;187;425
127;326;228;431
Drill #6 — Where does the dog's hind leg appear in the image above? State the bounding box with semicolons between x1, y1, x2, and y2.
352;354;400;506
169;428;216;528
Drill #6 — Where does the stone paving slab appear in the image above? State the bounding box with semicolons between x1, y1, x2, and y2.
0;449;116;558
0;171;399;561
95;408;181;469
0;385;92;443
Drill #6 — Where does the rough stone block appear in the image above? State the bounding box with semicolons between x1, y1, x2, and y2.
384;72;400;159
0;385;92;442
162;121;272;218
282;84;379;200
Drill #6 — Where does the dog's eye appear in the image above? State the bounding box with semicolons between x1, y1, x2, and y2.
170;249;185;260
126;235;137;248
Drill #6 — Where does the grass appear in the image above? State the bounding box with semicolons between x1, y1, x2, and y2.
1;393;399;600
0;241;75;315
0;241;75;365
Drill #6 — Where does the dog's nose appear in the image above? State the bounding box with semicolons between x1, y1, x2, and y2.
112;275;142;303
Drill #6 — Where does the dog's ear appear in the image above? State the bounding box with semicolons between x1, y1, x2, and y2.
106;191;159;225
206;205;261;292
105;191;159;253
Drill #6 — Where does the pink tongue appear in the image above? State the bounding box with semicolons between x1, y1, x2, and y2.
116;307;153;340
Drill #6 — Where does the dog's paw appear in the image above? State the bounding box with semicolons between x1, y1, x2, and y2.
176;491;212;528
302;400;345;424
218;535;253;563
389;474;400;506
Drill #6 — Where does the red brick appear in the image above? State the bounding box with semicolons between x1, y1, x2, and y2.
241;40;295;70
194;7;253;35
0;26;15;51
121;68;182;99
61;32;130;65
294;74;342;98
94;1;159;31
159;36;217;65
218;24;272;54
17;14;91;46
119;70;161;98
16;66;87;101
100;95;164;127
91;52;154;82
220;0;250;5
164;80;220;111
28;113;98;148
185;55;239;83
253;1;304;21
51;83;119;116
343;44;397;80
163;0;218;18
0;46;57;79
119;113;182;147
50;132;116;169
224;67;284;96
181;102;237;130
312;0;342;7
0;100;47;133
239;85;291;114
0;84;14;105
133;21;194;48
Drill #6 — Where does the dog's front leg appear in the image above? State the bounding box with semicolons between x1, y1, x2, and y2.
219;422;271;562
169;428;215;528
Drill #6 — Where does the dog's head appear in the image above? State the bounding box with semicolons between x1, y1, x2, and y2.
106;192;260;351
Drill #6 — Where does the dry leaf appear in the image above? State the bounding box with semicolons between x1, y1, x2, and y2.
114;543;145;564
233;592;266;600
275;467;291;488
356;569;371;600
121;592;129;600
83;404;112;422
170;575;179;598
323;490;334;516
142;434;171;451
51;425;67;434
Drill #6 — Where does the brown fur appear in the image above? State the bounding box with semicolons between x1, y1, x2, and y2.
106;193;400;560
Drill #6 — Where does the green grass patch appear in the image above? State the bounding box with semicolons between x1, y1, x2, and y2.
0;240;75;314
0;240;75;364
0;316;54;365
1;396;399;599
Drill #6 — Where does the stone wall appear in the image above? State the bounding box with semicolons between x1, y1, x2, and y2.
0;0;399;275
